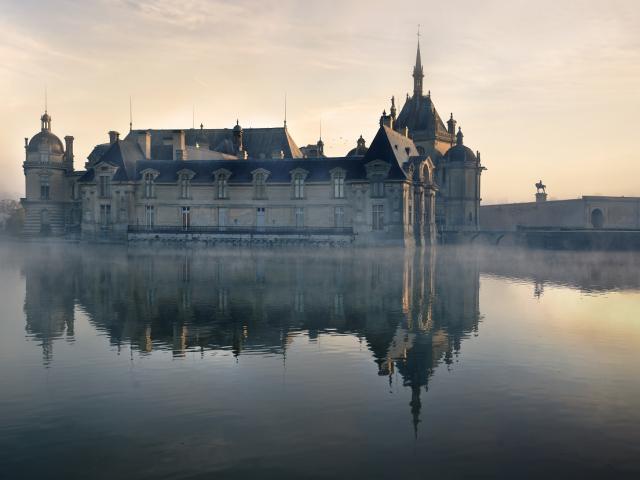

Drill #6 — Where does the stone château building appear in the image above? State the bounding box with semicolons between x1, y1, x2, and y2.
21;43;484;246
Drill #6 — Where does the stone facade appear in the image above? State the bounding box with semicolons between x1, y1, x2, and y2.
21;43;483;246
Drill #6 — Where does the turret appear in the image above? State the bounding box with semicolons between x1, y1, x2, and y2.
447;113;457;136
232;120;243;154
379;110;394;129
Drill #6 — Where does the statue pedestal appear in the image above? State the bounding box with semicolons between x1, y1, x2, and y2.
536;192;548;203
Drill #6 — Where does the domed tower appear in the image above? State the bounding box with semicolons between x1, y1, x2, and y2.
436;128;485;232
22;110;75;237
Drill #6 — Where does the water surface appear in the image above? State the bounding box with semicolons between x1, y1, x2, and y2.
0;244;639;479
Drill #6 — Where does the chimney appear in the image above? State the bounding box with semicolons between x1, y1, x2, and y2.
109;131;120;144
172;130;186;161
136;130;151;159
64;136;74;166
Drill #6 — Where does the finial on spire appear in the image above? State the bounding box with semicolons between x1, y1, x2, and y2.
129;96;133;132
284;93;287;128
390;95;397;119
456;126;464;146
44;86;48;114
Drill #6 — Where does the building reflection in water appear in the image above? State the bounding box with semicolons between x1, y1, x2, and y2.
22;246;483;433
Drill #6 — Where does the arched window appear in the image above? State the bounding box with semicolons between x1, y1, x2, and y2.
591;209;604;229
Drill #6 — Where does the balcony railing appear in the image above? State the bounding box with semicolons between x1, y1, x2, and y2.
128;225;354;236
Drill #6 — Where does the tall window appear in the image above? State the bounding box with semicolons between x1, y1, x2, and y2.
408;202;413;225
144;172;155;198
372;205;384;231
40;176;50;200
295;207;304;228
100;204;111;226
293;174;305;199
334;206;345;228
145;205;155;229
254;172;267;199
371;180;385;198
218;207;228;227
181;206;191;231
332;174;345;198
217;175;228;199
179;173;190;199
99;175;111;198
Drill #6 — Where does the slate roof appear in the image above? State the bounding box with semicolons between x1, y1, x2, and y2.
79;139;145;182
79;126;425;184
395;94;450;139
27;130;64;154
124;126;303;160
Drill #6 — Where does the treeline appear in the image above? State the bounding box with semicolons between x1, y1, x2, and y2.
0;199;23;236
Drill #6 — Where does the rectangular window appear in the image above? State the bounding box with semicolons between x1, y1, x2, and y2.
144;173;154;198
179;175;190;199
371;180;385;198
181;206;190;231
293;176;305;199
40;178;50;200
333;176;345;198
145;205;155;229
254;173;267;199
372;205;384;231
295;207;304;228
408;202;413;225
100;204;111;226
218;207;228;227
334;206;345;228
99;176;111;198
217;176;228;199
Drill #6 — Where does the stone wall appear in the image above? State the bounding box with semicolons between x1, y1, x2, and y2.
480;197;640;231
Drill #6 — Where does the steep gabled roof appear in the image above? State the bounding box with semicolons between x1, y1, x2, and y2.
395;95;450;139
363;126;421;178
79;139;144;182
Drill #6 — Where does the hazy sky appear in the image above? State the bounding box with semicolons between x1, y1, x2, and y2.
1;0;639;203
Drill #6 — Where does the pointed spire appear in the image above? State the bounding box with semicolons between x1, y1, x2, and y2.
456;127;464;146
413;26;424;97
390;95;397;119
129;96;133;132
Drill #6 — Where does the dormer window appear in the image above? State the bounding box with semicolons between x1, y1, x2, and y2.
252;169;269;200
177;171;194;199
290;168;308;200
143;172;156;198
213;169;231;200
99;175;111;198
330;168;346;199
370;179;385;198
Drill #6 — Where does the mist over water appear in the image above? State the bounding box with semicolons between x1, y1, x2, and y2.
0;243;639;479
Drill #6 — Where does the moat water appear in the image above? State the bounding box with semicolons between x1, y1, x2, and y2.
0;243;639;479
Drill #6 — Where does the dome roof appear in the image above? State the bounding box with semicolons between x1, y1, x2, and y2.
346;146;368;157
443;143;477;163
27;130;64;155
